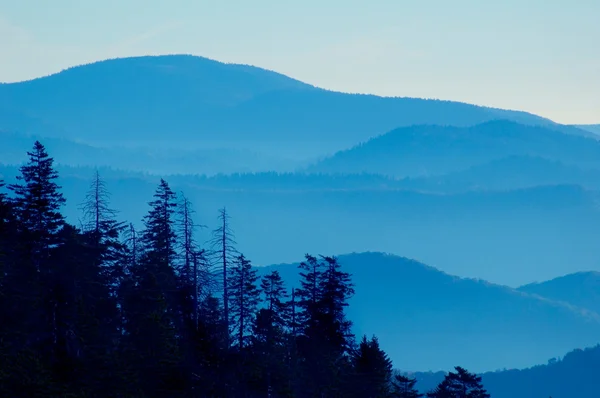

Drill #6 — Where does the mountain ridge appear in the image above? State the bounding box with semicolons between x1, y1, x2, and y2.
258;252;600;372
1;54;583;159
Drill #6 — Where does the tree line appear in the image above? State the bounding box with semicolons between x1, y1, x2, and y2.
0;141;490;397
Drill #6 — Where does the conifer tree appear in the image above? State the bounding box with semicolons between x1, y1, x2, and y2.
351;335;394;398
10;141;66;269
79;170;126;294
295;254;355;397
228;254;260;348
391;374;423;398
427;366;490;398
120;179;183;395
7;141;66;369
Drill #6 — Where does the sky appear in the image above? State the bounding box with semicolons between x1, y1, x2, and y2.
0;0;598;124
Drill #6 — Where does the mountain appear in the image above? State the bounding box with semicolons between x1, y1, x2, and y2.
400;155;600;193
2;163;600;286
575;124;600;135
308;120;600;177
518;272;600;315
413;345;600;398
0;131;304;175
258;252;600;372
0;54;569;159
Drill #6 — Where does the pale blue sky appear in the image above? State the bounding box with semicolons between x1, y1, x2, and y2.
1;0;598;124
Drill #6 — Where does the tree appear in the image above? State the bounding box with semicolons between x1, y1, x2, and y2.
228;254;260;349
351;335;394;398
7;141;66;370
79;170;127;294
391;374;423;398
295;254;355;397
119;179;183;395
10;141;66;269
208;207;238;346
252;271;292;395
427;366;490;398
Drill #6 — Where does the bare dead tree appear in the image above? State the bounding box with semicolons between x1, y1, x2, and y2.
207;207;238;345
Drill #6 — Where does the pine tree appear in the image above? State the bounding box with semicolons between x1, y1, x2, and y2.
119;179;183;395
351;335;394;398
79;170;127;295
228;254;260;349
9;141;66;270
260;270;291;337
252;271;292;396
7;141;66;371
391;373;423;398
295;254;355;397
427;366;490;398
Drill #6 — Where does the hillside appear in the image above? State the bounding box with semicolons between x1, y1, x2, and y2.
575;124;600;135
2;163;600;286
413;345;600;398
518;272;600;315
0;54;565;159
0;131;303;175
308;120;600;177
400;155;600;193
258;252;600;372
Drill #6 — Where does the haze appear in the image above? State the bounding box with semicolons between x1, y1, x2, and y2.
1;0;599;124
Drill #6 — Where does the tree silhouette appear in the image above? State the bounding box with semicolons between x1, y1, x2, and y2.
427;366;490;398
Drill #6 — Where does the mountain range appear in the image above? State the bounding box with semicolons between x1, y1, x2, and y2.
0;54;590;161
413;344;600;398
307;120;600;177
259;252;600;373
3;54;600;382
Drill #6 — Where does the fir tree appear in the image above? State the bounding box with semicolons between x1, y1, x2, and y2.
391;373;423;398
228;254;260;348
351;335;394;398
427;366;490;398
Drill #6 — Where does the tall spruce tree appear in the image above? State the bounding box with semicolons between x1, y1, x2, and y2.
120;179;183;395
351;335;394;398
295;254;355;397
9;141;66;270
228;254;260;349
252;270;292;396
7;141;66;370
79;170;127;294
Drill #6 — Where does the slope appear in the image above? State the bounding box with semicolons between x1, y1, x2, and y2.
401;155;600;193
0;54;567;158
259;252;600;372
308;120;600;177
413;345;600;398
518;272;600;315
2;162;600;286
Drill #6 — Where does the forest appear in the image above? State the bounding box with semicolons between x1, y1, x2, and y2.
0;141;493;397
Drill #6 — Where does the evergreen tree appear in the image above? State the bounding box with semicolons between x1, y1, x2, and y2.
391;374;423;398
9;141;66;272
79;170;127;295
427;366;490;398
7;141;66;372
252;270;292;396
228;254;260;348
351;335;394;398
295;254;355;397
119;179;183;395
